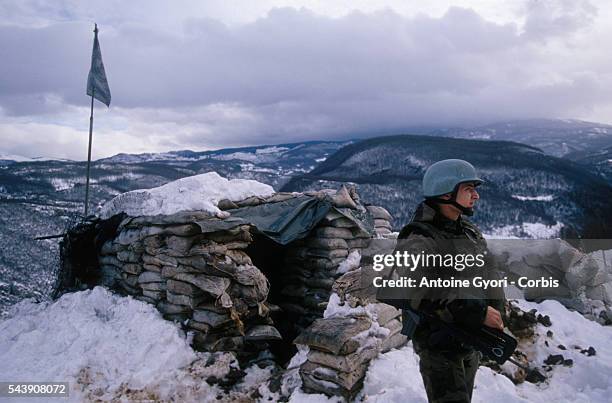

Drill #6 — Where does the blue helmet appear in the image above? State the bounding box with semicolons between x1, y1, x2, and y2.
422;159;483;198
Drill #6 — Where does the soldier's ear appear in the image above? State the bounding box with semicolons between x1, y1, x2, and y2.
440;193;452;200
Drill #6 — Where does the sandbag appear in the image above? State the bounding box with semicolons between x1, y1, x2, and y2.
307;346;378;373
157;301;192;315
138;271;163;284
366;205;392;221
117;250;141;263
123;263;143;275
245;325;282;341
381;332;408;353
293;316;372;355
173;273;231;297
166;291;207;308
167;279;204;296
307;238;349;250
301;360;367;390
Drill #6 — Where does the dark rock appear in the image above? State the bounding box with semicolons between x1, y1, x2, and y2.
580;346;596;356
598;310;612;325
525;368;546;383
544;354;564;365
537;314;552;327
546;330;554;337
563;359;573;367
557;344;566;350
505;303;537;338
218;199;239;210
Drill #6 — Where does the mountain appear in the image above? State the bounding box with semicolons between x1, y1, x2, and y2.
0;140;349;312
281;135;612;238
429;119;612;182
2;132;611;313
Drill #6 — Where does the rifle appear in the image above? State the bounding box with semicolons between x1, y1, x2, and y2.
424;312;546;382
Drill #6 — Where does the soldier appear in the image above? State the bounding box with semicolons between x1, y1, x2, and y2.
381;159;505;403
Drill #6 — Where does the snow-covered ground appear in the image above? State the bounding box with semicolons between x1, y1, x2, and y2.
98;172;274;219
484;222;564;239
0;287;271;402
2;288;611;402
358;299;612;402
511;195;554;202
211;146;290;162
0;154;65;162
281;299;612;403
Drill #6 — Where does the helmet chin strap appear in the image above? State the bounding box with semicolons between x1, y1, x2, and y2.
431;188;475;217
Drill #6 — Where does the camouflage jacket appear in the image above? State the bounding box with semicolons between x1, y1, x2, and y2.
392;201;506;352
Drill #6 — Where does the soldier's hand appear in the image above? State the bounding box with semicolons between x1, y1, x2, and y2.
484;306;503;330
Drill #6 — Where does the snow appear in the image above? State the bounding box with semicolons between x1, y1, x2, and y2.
212;152;259;162
0;154;63;162
484;222;564;239
324;293;368;319
0;287;228;401
336;250;361;274
256;146;289;154
239;162;278;173
3;287;611;402
98;172;274;219
49;172;144;192
322;293;389;354
50;178;77;191
212;147;289;162
404;155;428;167
355;299;612;403
359;347;427;402
235;364;274;393
282;344;311;396
289;389;343;402
99;172;145;182
512;194;554;202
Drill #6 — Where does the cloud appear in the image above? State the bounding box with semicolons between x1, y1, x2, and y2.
0;1;611;159
522;0;598;40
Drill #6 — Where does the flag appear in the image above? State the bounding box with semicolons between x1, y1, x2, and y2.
86;24;111;107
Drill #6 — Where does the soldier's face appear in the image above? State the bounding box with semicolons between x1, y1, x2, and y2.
455;182;479;208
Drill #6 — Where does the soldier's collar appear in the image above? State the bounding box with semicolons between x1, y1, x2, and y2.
433;211;463;233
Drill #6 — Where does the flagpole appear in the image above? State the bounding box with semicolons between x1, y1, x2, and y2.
84;23;98;218
84;86;94;217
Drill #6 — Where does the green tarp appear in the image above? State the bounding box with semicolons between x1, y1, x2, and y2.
229;195;333;245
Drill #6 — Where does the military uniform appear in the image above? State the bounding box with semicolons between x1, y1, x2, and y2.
395;200;505;403
376;159;505;403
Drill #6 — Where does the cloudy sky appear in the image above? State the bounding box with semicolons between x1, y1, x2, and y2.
1;0;611;160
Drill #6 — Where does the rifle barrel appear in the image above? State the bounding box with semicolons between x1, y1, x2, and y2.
507;357;531;371
34;234;65;240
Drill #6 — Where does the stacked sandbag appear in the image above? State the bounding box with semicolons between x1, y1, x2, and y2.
293;248;406;400
294;316;375;399
279;189;375;333
91;183;396;373
371;303;408;353
97;210;279;354
366;205;394;236
294;302;406;399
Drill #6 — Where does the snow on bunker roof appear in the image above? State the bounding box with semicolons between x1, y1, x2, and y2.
98;172;274;219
